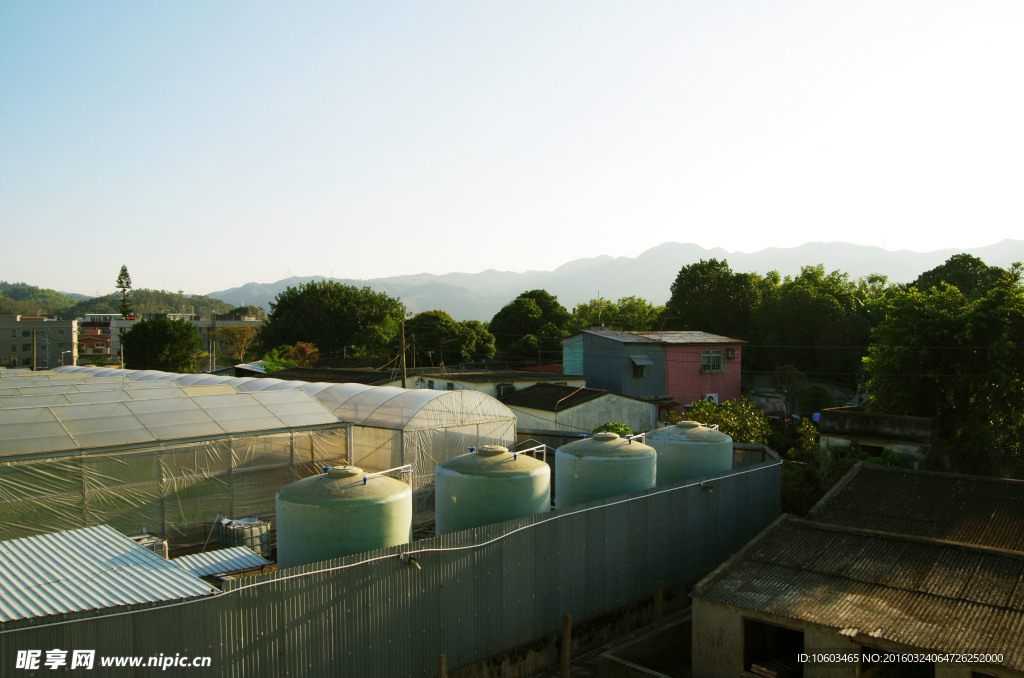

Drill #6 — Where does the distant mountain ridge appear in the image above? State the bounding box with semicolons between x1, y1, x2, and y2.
209;240;1024;321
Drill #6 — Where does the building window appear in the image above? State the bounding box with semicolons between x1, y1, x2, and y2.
22;344;30;352
40;330;47;338
630;354;654;379
743;619;804;677
22;330;30;338
21;357;31;366
497;384;515;396
427;380;435;389
701;350;723;373
57;343;65;350
446;382;454;391
57;329;65;337
9;330;15;338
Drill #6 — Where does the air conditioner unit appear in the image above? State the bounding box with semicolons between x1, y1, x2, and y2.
703;393;719;404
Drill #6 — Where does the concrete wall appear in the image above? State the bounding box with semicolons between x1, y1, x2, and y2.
692;600;861;678
692;599;1018;678
819;407;934;444
418;375;586;397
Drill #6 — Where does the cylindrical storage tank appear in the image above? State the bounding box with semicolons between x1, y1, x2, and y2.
645;421;733;486
435;445;551;535
555;432;657;509
275;466;412;569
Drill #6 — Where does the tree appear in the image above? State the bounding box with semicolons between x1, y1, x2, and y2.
912;253;1004;299
283;342;320;367
593;422;633;436
404;311;496;367
489;290;573;361
258;281;406;360
570;296;663;331
121;317;201;373
665;259;762;338
749;265;872;384
865;262;1024;471
675;398;771;445
115;266;133;317
209;325;260;364
460;320;496;361
226;305;266;320
65;289;233;319
261;347;298;372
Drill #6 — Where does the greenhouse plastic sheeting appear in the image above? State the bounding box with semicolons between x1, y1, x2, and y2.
0;391;341;457
0;427;352;550
51;367;518;509
0;386;197;409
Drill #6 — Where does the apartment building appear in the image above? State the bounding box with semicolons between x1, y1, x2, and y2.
0;316;78;370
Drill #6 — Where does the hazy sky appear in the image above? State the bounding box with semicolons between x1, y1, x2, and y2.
3;1;1022;297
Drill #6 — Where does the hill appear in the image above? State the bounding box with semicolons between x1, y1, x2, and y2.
208;240;1024;321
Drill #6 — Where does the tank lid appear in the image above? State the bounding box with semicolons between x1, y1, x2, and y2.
557;432;655;458
326;466;363;477
438;446;549;476
646;421;732;444
277;466;410;504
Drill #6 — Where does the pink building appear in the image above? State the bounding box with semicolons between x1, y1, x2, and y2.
563;330;744;412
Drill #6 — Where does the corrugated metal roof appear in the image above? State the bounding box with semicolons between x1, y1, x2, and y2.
693;517;1024;670
583;330;744;344
630;331;744;344
172;547;271;578
810;464;1024;553
0;525;216;623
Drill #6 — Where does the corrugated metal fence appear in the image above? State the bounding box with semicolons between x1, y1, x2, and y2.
0;449;780;677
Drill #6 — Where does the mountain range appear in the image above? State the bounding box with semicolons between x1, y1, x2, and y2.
208;240;1024;321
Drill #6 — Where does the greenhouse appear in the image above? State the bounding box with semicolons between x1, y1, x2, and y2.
0;386;352;551
57;367;518;510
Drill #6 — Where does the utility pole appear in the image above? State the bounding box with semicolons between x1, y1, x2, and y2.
400;321;407;388
32;329;37;371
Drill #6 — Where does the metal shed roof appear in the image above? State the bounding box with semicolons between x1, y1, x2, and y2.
0;525;215;623
693;516;1024;671
171;547;271;578
809;464;1024;553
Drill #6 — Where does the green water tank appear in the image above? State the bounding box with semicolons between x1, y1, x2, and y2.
554;432;657;509
645;422;733;486
434;445;551;535
275;466;412;569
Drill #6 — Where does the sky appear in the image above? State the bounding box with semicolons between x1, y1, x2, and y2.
2;1;1023;297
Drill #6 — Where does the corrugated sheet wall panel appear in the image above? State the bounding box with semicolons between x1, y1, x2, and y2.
0;458;781;677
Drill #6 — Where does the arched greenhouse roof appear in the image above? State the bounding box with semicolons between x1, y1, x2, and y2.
0;390;345;458
56;367;516;432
